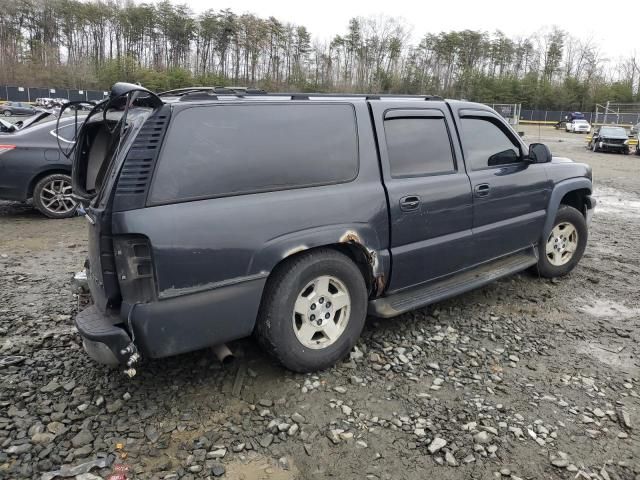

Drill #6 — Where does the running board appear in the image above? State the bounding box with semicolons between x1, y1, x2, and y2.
369;248;538;318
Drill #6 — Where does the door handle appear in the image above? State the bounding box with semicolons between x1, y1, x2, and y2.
474;183;490;197
400;195;421;211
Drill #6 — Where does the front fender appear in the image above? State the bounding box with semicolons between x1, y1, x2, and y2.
543;178;592;239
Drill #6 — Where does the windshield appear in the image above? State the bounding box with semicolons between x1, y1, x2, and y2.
600;127;627;136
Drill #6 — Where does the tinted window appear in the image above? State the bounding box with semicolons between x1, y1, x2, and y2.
384;117;455;177
150;104;358;203
460;117;521;170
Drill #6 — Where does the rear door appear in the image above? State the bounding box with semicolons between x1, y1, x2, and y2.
452;107;551;263
371;102;474;292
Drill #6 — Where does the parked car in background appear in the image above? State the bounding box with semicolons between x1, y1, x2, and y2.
0;114;84;217
35;97;55;107
72;83;595;375
588;125;631;154
0;101;37;116
555;112;586;130
565;118;591;133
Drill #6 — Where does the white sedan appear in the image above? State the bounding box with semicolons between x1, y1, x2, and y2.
566;119;591;133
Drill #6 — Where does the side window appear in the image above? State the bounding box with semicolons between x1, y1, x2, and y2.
149;104;358;203
460;117;521;170
384;117;455;177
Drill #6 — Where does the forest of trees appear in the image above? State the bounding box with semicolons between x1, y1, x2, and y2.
0;0;638;110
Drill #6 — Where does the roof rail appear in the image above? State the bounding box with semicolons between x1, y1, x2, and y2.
157;87;442;102
158;86;267;97
263;93;442;101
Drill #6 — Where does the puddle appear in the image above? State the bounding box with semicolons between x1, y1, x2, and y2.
594;187;640;219
578;298;639;319
225;455;298;480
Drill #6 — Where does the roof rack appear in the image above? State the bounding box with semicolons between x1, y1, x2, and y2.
158;86;267;98
259;93;442;101
157;87;442;102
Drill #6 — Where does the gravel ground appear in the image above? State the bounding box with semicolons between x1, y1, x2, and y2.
1;125;639;480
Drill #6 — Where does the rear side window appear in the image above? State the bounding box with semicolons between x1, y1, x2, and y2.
149;104;358;203
384;117;455;177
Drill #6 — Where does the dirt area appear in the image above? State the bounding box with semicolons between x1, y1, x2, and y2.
0;124;639;480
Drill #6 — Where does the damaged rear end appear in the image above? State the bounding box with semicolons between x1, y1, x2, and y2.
70;83;166;375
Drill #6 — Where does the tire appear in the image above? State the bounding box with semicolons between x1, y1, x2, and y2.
535;205;588;278
256;249;368;372
32;173;77;219
591;141;598;152
3;110;11;117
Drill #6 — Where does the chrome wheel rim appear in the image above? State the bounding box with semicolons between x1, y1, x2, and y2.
546;222;578;266
292;275;351;349
40;178;76;215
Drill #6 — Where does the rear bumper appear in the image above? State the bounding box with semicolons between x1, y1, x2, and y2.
75;276;265;365
75;305;133;365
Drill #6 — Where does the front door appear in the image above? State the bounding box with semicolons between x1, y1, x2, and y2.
453;109;551;263
371;103;474;292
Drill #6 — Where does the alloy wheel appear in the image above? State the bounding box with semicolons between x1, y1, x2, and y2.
292;275;351;349
546;222;579;266
39;178;76;215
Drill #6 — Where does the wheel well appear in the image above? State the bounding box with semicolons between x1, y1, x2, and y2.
267;243;377;297
560;188;590;216
28;169;71;197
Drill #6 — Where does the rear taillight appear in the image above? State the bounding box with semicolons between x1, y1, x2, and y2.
0;145;16;155
113;235;156;304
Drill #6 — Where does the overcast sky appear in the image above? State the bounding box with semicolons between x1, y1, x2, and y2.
186;0;635;60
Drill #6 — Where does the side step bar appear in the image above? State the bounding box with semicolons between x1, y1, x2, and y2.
369;247;538;318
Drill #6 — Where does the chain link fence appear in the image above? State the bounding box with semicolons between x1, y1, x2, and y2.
520;108;640;126
0;85;109;103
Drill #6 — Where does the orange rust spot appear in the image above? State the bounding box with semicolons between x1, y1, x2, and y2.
339;231;362;244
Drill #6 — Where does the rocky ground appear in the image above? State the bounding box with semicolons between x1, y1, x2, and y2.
1;125;639;480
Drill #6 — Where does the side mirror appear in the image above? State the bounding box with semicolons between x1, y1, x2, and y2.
528;143;552;163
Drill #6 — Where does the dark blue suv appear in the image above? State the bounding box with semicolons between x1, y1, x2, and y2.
71;84;596;375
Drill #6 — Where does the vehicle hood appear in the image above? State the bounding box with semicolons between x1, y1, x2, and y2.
14;111;55;130
551;156;574;164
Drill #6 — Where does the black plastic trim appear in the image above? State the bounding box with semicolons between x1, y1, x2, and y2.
113;106;171;212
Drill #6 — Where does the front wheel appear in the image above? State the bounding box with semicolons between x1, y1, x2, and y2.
256;249;368;372
535;205;588;278
3;110;12;117
32;173;77;219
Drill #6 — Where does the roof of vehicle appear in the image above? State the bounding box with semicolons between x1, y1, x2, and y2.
155;87;496;113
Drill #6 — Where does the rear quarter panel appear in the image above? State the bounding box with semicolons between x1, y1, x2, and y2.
112;102;389;299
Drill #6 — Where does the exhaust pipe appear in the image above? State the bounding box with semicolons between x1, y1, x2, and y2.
212;344;234;365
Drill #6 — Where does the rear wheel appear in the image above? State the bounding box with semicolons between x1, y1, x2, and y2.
256;249;367;372
535;205;587;278
33;173;77;219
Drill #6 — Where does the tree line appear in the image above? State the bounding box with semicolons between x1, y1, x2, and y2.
1;0;638;110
